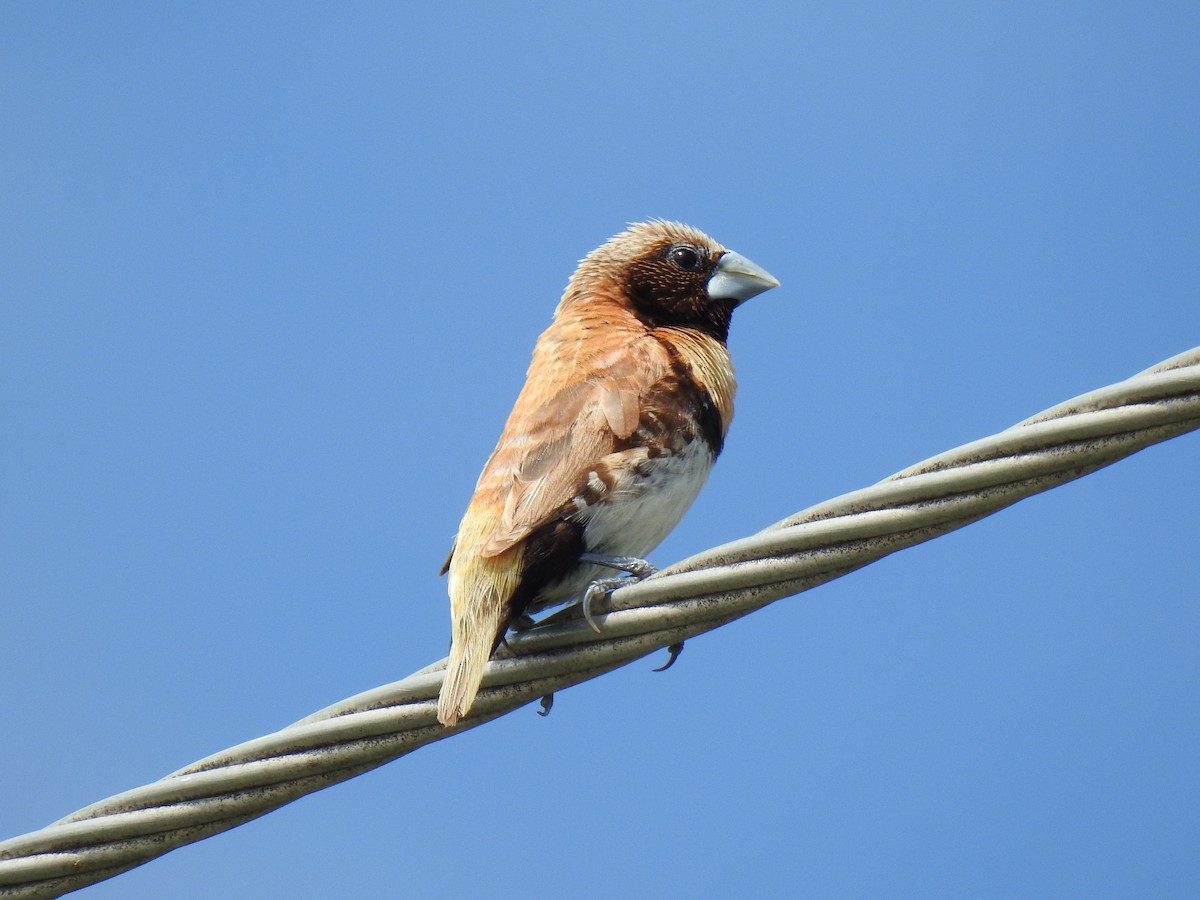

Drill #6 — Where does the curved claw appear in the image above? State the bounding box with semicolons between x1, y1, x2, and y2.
581;574;638;634
581;581;607;634
537;693;554;716
652;641;685;672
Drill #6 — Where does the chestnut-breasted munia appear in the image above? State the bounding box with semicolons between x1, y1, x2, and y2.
437;220;779;727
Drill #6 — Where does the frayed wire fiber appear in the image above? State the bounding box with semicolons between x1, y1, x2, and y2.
2;347;1199;898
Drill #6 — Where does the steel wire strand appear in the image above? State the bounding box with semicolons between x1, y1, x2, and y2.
0;347;1197;898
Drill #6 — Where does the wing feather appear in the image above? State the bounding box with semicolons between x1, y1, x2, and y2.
475;326;668;557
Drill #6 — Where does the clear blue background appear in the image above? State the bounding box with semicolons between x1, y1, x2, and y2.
3;3;1198;898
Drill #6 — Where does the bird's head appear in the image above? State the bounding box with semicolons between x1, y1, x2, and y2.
562;220;780;342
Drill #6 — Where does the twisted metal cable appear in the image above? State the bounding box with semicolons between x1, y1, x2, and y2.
2;347;1198;899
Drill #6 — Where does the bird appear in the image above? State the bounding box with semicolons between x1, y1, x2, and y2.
437;220;779;727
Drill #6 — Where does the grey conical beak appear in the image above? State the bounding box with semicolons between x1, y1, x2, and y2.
707;250;780;304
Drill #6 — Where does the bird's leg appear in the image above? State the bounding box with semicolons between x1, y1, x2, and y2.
579;553;658;578
578;553;658;634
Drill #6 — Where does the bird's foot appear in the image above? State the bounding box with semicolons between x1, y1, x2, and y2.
578;553;658;634
652;641;685;672
509;613;537;632
579;552;658;579
538;693;554;716
581;575;638;633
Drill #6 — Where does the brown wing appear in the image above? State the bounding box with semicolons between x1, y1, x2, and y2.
472;323;669;558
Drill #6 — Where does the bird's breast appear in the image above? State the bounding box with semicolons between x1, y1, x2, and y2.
526;437;714;612
575;439;714;556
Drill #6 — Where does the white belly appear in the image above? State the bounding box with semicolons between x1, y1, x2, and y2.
529;440;714;612
581;440;713;558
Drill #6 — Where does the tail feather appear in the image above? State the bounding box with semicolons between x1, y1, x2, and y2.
437;549;520;727
438;624;496;727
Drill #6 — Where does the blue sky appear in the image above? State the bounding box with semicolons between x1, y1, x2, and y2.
2;3;1198;897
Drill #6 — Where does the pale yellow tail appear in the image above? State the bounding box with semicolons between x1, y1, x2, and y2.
438;492;526;727
437;622;495;727
437;547;520;727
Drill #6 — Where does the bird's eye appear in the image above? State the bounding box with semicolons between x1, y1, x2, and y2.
667;245;703;272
